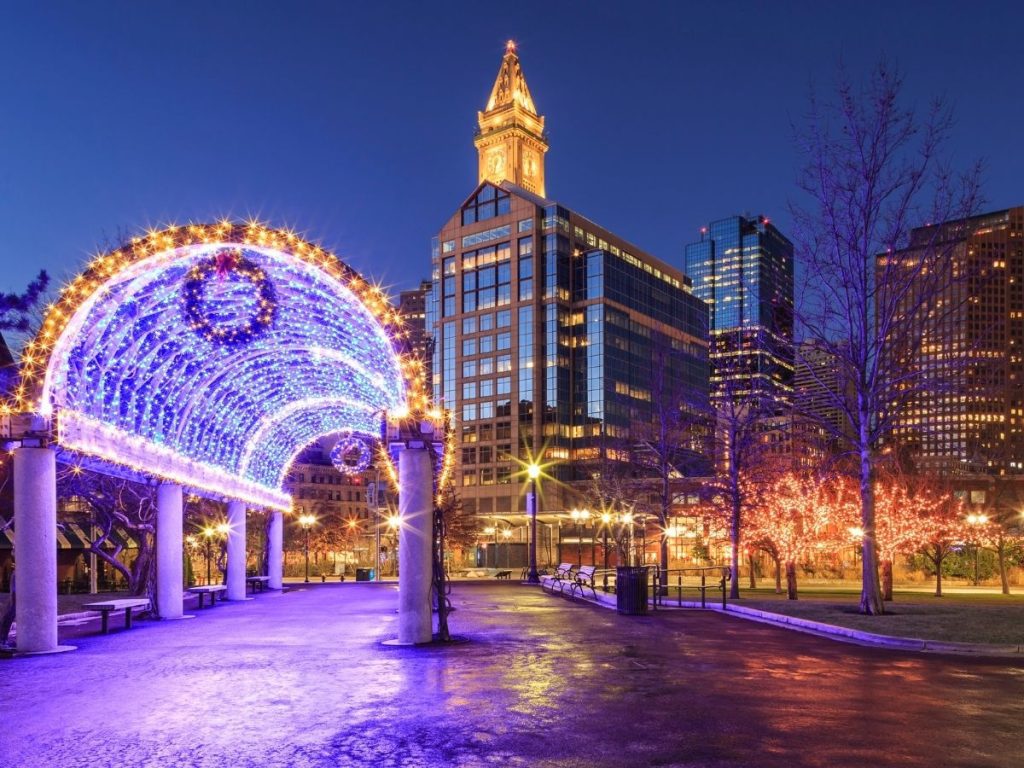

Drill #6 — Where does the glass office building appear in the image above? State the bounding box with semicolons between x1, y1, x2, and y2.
684;215;794;408
430;187;709;518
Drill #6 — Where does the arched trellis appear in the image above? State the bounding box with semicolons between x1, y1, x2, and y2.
4;221;447;654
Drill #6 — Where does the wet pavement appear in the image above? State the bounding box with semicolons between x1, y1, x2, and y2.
2;582;1022;768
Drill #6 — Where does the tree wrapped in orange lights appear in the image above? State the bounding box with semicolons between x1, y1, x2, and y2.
911;488;968;597
747;472;856;600
872;478;946;601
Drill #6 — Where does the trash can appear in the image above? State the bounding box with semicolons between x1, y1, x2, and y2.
355;568;375;582
615;566;650;615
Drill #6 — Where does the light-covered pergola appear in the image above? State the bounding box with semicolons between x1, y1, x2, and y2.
5;222;442;654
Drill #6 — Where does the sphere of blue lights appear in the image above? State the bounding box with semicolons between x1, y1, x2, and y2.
330;436;373;475
183;248;278;346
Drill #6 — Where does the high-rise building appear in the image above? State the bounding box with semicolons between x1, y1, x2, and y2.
887;207;1024;476
428;43;709;524
684;215;794;408
398;279;433;383
793;339;849;442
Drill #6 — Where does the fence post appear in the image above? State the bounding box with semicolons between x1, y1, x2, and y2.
701;570;706;609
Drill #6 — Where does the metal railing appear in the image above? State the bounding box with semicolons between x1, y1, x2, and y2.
651;566;731;610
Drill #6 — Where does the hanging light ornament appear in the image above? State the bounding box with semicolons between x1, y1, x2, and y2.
330;435;373;475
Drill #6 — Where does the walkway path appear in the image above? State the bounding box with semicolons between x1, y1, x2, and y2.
2;582;1022;767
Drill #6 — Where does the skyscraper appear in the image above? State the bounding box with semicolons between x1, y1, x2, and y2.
888;206;1024;476
684;215;794;409
428;43;709;526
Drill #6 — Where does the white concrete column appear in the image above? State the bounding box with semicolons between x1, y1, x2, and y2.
14;447;58;654
156;483;184;619
226;500;247;600
397;447;434;645
267;510;283;590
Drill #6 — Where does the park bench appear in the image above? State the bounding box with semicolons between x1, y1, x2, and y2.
187;584;227;608
81;597;151;634
247;575;271;593
541;563;575;593
569;565;598;600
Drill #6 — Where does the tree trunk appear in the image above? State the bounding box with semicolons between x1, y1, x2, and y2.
881;559;893;602
129;530;155;597
998;538;1010;595
934;546;943;597
658;534;669;597
774;555;782;594
858;442;884;614
90;544;132;590
729;494;741;600
785;560;798;600
748;552;757;589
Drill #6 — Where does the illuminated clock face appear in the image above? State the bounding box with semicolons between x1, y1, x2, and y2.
523;150;537;178
486;148;506;176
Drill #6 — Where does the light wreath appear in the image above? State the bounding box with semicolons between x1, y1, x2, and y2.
183;248;278;346
330;435;373;475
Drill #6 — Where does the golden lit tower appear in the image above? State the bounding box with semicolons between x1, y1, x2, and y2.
475;40;548;196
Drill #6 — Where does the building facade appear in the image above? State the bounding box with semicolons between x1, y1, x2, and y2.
398;279;433;384
428;44;709;529
887;206;1024;476
684;215;794;408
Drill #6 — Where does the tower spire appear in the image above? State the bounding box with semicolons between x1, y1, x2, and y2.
475;41;548;196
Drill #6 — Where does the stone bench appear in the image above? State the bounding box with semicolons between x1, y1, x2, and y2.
246;576;271;593
81;598;151;634
187;584;227;608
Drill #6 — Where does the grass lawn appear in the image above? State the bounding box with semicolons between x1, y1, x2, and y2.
731;587;1024;645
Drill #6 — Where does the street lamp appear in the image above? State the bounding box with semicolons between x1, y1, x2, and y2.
525;462;541;584
386;514;401;576
967;513;989;586
570;508;590;566
298;513;316;583
501;526;512;567
600;512;612;591
201;526;215;585
620;512;634;566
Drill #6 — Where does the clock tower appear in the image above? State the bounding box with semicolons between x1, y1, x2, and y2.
475;40;548;197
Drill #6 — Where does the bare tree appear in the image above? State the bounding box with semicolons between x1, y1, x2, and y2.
57;466;158;597
706;361;777;600
791;60;981;614
629;331;712;592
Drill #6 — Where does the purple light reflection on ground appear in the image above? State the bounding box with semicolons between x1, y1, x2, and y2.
2;583;1023;767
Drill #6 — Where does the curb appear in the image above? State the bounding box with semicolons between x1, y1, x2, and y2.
533;583;1024;657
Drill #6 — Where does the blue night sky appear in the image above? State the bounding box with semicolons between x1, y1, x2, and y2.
2;1;1022;300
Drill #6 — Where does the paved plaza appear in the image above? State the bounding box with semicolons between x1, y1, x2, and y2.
2;582;1023;768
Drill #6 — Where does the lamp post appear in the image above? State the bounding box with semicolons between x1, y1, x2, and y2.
621;512;634;566
501;526;512;568
570;508;590;566
525;462;541;583
201;526;215;585
386;513;401;576
967;513;989;586
601;512;611;571
298;513;316;583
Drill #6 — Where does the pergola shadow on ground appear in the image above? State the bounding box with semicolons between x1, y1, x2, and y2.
2;582;1022;768
4;222;440;654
